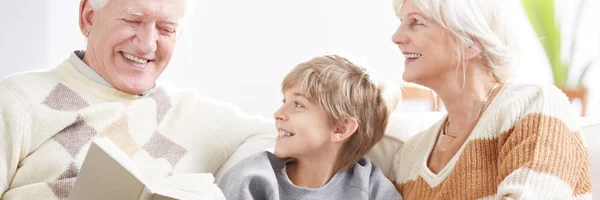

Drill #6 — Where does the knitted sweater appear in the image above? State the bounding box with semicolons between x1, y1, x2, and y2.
391;82;593;199
0;60;275;199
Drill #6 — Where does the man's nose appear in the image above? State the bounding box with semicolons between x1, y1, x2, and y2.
133;23;159;54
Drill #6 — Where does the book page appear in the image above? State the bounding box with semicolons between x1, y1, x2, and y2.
150;173;226;200
93;137;147;183
68;138;147;200
138;187;156;200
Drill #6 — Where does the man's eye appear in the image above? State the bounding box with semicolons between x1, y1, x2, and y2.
122;19;140;24
161;28;176;35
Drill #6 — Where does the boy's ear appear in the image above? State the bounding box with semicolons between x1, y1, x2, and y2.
331;117;358;143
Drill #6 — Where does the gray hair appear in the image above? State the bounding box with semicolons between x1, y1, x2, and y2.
88;0;196;29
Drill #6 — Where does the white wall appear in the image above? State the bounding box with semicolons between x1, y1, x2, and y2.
557;0;600;118
1;0;597;118
0;1;48;75
47;0;86;69
164;0;405;117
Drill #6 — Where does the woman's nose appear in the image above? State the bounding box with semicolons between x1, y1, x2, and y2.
392;25;409;45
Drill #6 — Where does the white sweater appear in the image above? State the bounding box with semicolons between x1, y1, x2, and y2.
0;60;275;199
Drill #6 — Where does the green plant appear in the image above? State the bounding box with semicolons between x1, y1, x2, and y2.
521;0;596;88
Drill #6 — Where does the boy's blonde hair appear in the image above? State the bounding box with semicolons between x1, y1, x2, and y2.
282;54;399;169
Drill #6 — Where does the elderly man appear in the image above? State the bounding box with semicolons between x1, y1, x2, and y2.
0;0;274;199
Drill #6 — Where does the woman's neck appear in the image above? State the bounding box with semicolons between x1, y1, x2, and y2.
424;63;499;134
286;150;340;188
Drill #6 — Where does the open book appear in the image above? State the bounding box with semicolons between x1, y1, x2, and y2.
68;137;225;200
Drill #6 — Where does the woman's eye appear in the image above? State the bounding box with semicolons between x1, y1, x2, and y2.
413;18;424;26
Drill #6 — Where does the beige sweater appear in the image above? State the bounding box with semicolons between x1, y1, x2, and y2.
391;82;592;199
0;60;275;199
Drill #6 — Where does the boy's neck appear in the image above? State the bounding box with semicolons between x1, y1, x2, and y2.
286;150;340;188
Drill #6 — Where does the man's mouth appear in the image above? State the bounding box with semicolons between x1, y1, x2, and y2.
121;52;151;64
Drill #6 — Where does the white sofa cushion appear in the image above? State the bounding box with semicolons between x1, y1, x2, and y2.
581;122;600;198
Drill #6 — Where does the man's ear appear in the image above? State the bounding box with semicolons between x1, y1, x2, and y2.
331;117;359;143
79;0;95;37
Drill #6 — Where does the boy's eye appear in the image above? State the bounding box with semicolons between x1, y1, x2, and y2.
294;101;304;108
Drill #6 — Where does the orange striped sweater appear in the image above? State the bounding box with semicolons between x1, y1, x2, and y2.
391;83;592;199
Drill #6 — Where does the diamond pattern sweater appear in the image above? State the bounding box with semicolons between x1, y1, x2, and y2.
0;60;275;199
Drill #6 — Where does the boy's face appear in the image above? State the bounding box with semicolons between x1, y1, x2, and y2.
273;85;335;159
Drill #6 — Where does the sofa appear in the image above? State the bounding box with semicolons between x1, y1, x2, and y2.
215;112;600;198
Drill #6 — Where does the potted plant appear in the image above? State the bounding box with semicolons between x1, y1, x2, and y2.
521;0;597;115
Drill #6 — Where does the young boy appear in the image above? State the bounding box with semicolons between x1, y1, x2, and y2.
218;54;402;200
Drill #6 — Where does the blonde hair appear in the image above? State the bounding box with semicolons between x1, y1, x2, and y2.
393;0;515;81
282;54;400;169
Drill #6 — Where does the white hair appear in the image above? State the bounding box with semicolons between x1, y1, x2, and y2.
88;0;196;28
88;0;108;9
393;0;515;81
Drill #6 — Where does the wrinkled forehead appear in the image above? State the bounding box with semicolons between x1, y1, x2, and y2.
110;0;186;23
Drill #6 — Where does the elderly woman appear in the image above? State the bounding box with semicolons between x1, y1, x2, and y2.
389;0;592;199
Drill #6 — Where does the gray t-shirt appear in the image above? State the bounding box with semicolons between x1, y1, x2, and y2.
218;151;402;200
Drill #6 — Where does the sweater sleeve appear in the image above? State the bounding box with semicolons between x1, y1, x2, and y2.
192;96;276;172
0;85;29;196
495;86;592;199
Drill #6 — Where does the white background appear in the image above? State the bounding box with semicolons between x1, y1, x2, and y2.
1;0;598;118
